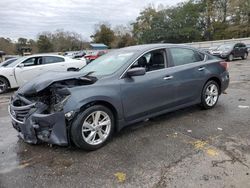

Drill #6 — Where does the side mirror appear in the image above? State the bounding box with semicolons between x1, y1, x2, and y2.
126;67;146;77
18;64;24;68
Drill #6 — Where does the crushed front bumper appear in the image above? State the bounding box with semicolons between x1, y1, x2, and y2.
8;98;68;146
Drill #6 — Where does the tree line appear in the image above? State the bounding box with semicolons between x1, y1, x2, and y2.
0;0;249;54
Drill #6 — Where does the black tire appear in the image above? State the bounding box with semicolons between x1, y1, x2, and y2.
0;77;9;94
228;54;234;61
200;80;220;110
242;52;248;60
70;105;115;150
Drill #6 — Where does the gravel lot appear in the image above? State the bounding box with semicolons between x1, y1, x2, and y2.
0;58;250;188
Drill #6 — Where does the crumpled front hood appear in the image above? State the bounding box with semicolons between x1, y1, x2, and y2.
17;71;94;96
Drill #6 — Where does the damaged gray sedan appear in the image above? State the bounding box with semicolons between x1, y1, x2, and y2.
9;44;229;150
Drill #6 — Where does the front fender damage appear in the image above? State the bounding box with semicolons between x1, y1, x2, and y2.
9;72;97;146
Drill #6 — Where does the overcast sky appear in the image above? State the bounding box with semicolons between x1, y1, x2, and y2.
0;0;185;41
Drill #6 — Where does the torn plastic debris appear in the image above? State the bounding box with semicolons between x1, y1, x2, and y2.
238;105;250;109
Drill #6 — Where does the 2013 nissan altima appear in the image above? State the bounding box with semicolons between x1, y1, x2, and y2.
9;44;229;150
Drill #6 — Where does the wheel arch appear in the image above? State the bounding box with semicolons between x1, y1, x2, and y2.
205;76;221;94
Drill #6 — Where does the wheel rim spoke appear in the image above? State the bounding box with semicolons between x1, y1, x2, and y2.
86;131;96;142
94;111;101;125
98;119;111;127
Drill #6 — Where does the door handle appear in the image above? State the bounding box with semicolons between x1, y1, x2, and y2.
163;75;173;80
198;67;205;71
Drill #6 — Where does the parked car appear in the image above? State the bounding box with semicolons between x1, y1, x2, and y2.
209;43;248;61
84;50;107;63
246;44;250;52
9;44;229;150
0;57;18;67
0;54;86;93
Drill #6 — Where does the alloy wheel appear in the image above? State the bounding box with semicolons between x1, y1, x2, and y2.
205;84;219;107
228;54;233;61
0;80;7;93
81;110;111;145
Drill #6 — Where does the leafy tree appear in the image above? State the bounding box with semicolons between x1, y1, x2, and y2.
37;34;53;53
0;37;15;54
92;23;116;48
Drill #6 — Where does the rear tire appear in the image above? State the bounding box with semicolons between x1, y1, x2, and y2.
200;80;219;110
70;105;115;150
0;77;8;94
242;52;248;60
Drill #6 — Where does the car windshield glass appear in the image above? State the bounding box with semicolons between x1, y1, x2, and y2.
5;56;27;67
217;44;234;51
80;51;134;76
0;58;17;67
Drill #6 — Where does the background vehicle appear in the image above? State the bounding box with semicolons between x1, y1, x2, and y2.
0;54;86;93
209;43;248;61
9;44;229;150
84;50;107;63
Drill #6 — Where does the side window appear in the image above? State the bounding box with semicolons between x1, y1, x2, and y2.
22;57;42;67
240;43;246;48
169;48;204;66
131;49;166;72
234;44;240;48
43;56;65;64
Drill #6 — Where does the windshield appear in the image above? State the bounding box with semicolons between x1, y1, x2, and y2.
5;56;27;67
0;58;18;67
80;51;134;76
217;44;234;51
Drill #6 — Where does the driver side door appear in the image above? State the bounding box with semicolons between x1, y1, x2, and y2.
14;56;44;86
120;49;176;122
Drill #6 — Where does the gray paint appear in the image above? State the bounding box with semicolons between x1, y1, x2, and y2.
9;44;230;146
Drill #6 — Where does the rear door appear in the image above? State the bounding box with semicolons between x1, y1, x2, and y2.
234;43;241;57
167;47;207;105
42;56;67;71
120;49;176;121
239;43;246;57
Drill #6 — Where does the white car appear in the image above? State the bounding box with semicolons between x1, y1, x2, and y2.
0;54;86;93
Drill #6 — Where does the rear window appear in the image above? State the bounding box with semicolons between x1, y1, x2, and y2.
43;56;65;64
169;48;204;66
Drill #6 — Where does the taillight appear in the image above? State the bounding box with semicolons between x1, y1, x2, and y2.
220;61;228;70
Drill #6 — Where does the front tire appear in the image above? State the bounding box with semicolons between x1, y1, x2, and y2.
0;77;9;94
200;80;219;109
71;105;115;150
228;54;234;61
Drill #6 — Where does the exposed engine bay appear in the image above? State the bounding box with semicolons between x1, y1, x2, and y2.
9;74;97;146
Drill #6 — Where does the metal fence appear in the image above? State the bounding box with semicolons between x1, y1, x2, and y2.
184;37;250;48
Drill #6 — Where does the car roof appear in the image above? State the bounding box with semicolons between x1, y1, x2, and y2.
23;54;65;58
118;43;192;53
